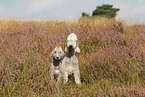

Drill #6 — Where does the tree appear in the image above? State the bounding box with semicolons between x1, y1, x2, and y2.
81;12;90;17
92;4;120;18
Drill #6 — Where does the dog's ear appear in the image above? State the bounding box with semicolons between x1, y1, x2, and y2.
62;51;64;56
60;48;65;56
75;40;80;53
65;41;68;52
65;46;67;52
75;46;81;53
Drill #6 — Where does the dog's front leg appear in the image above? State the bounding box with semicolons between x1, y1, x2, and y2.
57;73;61;84
74;70;81;84
64;72;68;84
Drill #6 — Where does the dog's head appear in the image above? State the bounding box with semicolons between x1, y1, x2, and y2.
65;33;81;53
51;46;64;60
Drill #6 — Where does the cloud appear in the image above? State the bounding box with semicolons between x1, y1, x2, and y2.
27;0;64;13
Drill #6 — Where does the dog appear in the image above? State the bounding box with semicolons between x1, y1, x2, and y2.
57;33;81;84
49;46;64;82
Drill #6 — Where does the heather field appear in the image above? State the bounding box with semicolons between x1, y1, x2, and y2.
0;18;145;96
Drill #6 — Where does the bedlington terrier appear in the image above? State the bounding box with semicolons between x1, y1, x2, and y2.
57;33;81;84
49;46;64;82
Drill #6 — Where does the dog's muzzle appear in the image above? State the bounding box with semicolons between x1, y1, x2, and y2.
68;45;74;51
55;57;60;60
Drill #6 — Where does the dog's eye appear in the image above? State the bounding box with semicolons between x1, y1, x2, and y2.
54;51;56;53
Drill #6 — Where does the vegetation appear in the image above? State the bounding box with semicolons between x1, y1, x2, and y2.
81;12;90;18
82;4;120;18
92;4;120;18
0;18;145;96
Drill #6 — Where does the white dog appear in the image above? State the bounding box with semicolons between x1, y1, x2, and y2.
49;46;64;82
57;33;81;84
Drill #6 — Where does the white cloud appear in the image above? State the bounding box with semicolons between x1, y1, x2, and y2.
27;0;64;13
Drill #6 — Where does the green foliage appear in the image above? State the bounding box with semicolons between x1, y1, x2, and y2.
81;4;120;19
82;12;90;17
92;4;120;18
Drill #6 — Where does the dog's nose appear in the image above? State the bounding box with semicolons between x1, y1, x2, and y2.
69;45;73;48
56;57;60;60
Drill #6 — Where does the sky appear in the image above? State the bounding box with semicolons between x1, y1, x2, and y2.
0;0;145;24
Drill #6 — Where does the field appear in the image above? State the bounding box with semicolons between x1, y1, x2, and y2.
0;17;145;96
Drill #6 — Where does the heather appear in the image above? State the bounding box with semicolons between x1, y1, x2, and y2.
0;18;145;96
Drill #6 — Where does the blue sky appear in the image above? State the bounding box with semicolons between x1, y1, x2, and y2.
0;0;145;24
